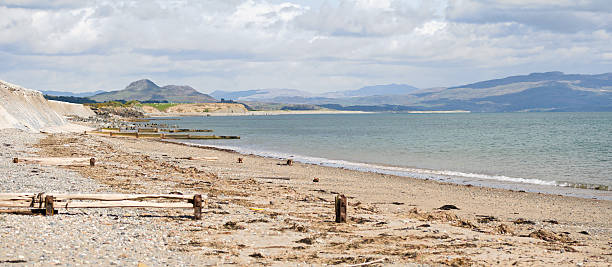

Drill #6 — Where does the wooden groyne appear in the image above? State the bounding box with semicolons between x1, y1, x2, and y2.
87;131;239;140
0;193;205;220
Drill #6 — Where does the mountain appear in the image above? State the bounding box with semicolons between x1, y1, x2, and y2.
408;72;612;112
211;72;612;112
324;84;419;98
210;88;313;101
90;79;216;103
42;90;106;97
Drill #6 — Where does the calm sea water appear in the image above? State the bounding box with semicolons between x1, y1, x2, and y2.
153;112;612;199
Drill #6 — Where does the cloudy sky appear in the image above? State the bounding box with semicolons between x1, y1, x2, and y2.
1;0;611;93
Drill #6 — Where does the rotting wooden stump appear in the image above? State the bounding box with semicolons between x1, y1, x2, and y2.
0;193;205;220
335;194;347;223
237;157;243;163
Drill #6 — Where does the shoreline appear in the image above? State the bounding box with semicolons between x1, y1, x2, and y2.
2;129;611;265
144;109;472;117
166;140;612;201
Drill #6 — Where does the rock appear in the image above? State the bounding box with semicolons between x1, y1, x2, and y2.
438;204;459;210
312;178;319;182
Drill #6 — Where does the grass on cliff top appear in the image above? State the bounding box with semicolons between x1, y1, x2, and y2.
138;103;182;112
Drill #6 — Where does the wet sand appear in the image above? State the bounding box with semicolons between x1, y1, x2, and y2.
3;131;611;266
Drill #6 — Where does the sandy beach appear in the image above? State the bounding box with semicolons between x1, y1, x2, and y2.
1;129;610;266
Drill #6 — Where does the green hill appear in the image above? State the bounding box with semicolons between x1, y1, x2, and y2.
90;79;216;103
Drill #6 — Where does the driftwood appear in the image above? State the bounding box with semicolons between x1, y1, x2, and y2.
12;157;96;167
346;258;386;267
187;156;218;161
0;193;205;220
255;177;291;181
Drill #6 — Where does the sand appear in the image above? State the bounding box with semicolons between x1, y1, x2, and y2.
2;131;608;266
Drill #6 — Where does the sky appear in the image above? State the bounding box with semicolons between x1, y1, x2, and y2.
1;0;611;94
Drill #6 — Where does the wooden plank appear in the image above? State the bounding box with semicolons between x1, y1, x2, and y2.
0;193;37;201
255;177;291;181
0;200;32;207
187;156;218;161
59;201;194;209
16;157;94;166
51;193;197;202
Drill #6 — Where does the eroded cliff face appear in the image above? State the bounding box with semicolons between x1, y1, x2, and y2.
0;80;93;132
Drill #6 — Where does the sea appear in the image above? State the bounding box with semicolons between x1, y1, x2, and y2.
151;112;612;200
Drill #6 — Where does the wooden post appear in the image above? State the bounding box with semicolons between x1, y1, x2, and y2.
89;158;96;166
136;132;139;138
193;194;202;220
12;158;18;163
45;195;54;216
237;158;243;163
335;194;347;223
109;132;113;137
287;159;293;166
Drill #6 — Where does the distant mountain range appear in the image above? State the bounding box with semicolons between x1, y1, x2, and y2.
89;79;216;103
212;72;612;112
42;72;612;112
42;90;107;97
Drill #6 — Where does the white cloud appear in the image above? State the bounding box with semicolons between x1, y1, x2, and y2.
0;0;610;93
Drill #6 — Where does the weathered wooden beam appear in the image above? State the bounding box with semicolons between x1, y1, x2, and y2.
14;157;95;166
335;194;347;223
0;200;33;207
58;201;194;209
193;194;202;220
51;193;196;202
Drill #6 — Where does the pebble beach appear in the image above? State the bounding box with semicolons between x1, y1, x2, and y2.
1;128;611;266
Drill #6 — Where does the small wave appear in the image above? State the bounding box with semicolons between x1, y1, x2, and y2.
177;141;578;189
557;181;610;191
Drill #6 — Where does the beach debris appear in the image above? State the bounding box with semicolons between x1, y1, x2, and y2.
335;194;347;223
417;223;431;228
11;157;96;167
527;229;572;243
543;219;559;224
476;215;497;223
313;177;319;182
438;204;459;210
224;221;245;230
287;159;293;166
391;201;404;205
295;237;314;245
346;258;386;267
237;157;243;163
0;193;205;220
578;230;589;235
513;218;536;225
496;223;514;235
249;252;264;258
255;176;291;181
